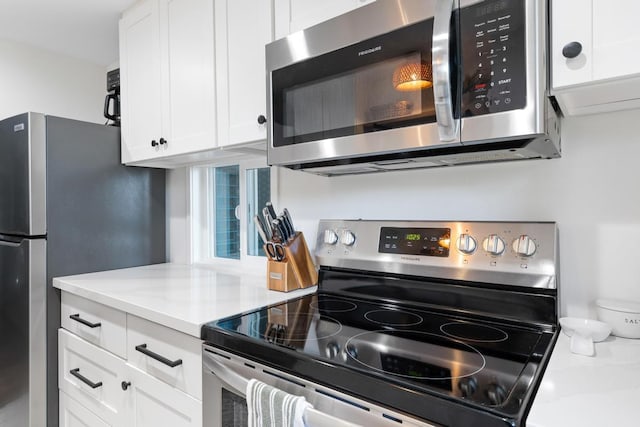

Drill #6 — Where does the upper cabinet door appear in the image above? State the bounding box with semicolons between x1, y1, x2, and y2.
551;0;640;115
119;0;216;165
552;0;640;89
163;0;216;156
215;0;272;147
591;0;640;81
274;0;375;39
119;0;164;163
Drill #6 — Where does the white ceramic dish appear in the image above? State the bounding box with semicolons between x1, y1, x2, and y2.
559;317;611;356
596;299;640;339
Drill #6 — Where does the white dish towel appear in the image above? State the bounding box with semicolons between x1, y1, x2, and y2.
247;378;312;427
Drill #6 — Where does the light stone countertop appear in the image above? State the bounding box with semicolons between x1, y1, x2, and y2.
527;332;640;426
53;263;317;338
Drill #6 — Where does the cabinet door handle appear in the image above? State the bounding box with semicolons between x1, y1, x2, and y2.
69;313;101;329
70;368;103;389
257;114;267;125
159;137;167;145
135;344;183;368
562;41;582;59
151;139;159;147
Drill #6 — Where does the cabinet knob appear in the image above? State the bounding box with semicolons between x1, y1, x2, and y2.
562;41;582;59
151;140;158;147
257;115;267;125
159;137;167;145
121;381;131;391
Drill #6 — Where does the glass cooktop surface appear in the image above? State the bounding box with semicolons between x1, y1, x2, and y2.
203;291;550;410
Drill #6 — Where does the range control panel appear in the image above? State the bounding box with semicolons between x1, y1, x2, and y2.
315;220;558;289
460;0;527;117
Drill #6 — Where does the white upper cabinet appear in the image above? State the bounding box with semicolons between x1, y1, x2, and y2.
274;0;376;39
164;0;216;156
119;0;164;163
214;0;272;147
551;0;640;115
120;0;216;165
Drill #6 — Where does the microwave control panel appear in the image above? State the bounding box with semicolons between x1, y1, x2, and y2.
460;0;526;117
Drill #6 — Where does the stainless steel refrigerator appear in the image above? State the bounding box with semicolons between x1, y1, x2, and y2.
0;113;166;427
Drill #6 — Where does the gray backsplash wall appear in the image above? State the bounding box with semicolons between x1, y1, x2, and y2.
170;109;640;319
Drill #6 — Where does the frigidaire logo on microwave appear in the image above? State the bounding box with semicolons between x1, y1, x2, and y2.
358;45;382;56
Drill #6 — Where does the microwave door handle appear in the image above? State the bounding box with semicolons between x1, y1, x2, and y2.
432;0;459;143
203;351;359;427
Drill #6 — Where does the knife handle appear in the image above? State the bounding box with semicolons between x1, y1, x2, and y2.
283;208;295;234
262;207;274;239
266;202;278;222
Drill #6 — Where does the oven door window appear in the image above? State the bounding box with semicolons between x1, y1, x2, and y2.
272;18;445;147
221;388;248;427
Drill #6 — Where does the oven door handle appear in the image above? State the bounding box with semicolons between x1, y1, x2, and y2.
432;0;459;143
203;351;360;427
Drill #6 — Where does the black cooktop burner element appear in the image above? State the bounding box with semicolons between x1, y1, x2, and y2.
344;330;486;381
309;298;358;313
364;309;423;326
440;322;509;343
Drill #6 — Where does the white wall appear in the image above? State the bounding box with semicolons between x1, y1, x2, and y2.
0;39;106;123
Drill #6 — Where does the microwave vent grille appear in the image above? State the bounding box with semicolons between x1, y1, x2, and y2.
439;151;529;165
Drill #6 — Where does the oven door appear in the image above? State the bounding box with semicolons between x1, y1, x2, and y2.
202;345;435;427
203;347;359;427
266;0;461;168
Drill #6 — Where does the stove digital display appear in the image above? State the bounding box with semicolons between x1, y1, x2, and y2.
379;227;451;257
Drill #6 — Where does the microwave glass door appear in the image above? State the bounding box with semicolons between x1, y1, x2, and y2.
272;19;442;148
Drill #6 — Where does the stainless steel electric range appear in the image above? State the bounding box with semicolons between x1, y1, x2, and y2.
201;220;559;427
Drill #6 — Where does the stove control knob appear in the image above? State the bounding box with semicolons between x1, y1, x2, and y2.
458;377;478;397
456;234;477;254
325;342;340;359
340;230;356;246
512;235;537;257
482;234;505;255
323;229;339;245
486;383;507;405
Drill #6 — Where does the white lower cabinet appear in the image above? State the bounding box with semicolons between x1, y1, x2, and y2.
59;329;127;426
59;391;111;427
125;364;202;427
58;293;203;427
127;315;202;400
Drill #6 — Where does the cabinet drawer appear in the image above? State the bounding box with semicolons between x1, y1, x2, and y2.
59;391;112;427
61;292;127;358
59;329;127;426
126;315;202;400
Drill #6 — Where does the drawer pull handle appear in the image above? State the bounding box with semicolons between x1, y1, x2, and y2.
70;368;103;389
69;314;102;329
135;344;183;368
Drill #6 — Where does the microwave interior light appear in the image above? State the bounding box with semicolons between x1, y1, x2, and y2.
393;61;433;91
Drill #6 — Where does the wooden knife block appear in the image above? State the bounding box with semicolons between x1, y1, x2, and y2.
266;232;318;292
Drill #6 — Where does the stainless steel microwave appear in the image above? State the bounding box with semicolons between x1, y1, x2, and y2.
266;0;561;176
